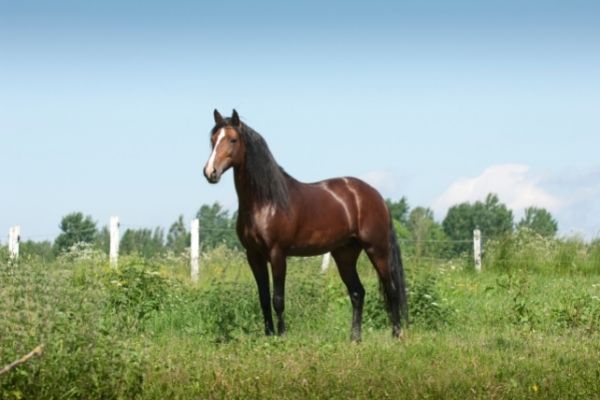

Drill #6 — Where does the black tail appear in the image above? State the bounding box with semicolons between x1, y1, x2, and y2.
382;218;409;325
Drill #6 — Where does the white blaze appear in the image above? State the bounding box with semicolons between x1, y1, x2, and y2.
205;128;226;176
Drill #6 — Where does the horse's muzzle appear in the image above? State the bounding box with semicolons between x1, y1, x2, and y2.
204;168;220;184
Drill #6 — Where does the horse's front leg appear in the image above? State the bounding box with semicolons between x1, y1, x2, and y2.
269;248;287;335
246;251;275;335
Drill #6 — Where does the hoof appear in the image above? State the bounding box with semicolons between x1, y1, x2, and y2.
392;327;404;339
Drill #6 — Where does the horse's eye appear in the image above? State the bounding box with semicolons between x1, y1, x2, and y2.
230;139;238;144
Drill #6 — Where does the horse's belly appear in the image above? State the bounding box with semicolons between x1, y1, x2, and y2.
285;226;355;257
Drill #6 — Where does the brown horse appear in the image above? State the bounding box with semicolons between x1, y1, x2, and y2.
203;109;408;341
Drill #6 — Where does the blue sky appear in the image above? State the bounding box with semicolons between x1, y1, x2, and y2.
1;0;599;241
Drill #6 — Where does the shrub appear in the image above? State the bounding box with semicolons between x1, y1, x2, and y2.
103;258;175;328
553;291;600;333
195;280;261;342
0;259;144;400
409;274;453;330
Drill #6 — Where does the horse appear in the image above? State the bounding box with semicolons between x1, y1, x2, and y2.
203;109;408;341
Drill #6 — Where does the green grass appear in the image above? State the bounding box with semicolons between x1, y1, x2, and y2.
2;244;600;399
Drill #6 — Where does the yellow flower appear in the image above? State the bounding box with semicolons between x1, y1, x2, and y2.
531;383;539;393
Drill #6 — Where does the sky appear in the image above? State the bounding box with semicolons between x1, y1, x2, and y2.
1;0;599;242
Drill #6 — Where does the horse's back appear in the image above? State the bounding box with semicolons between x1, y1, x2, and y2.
285;176;390;254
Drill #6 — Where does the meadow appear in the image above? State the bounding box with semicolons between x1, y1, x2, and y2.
1;233;600;399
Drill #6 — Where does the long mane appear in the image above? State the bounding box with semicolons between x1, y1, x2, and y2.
212;119;290;210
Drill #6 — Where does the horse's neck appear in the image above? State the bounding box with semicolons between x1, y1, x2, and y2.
233;165;290;216
233;166;263;213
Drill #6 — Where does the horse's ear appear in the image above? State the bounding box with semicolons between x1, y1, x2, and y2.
214;109;225;125
231;109;241;127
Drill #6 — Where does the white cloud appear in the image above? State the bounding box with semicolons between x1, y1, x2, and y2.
432;164;562;217
359;169;403;198
543;167;600;238
366;164;600;238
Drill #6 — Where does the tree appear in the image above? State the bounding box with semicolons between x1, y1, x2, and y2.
517;207;558;237
166;215;190;254
20;240;55;261
196;203;239;250
386;197;409;225
95;226;110;254
120;227;165;258
54;212;98;254
408;207;450;260
442;193;514;254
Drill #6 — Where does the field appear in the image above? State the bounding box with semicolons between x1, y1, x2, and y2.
2;237;600;399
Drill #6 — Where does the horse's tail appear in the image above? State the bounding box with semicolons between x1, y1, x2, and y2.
382;217;409;325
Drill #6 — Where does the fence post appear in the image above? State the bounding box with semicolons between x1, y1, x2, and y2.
473;229;482;272
109;216;119;267
190;218;200;282
8;226;20;260
321;252;331;273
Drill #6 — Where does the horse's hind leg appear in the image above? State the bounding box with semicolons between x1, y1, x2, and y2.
364;246;402;338
331;242;364;342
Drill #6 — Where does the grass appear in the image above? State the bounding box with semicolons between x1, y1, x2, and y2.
2;240;600;399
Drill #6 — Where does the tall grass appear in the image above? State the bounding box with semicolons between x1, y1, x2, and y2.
485;229;600;274
2;236;600;399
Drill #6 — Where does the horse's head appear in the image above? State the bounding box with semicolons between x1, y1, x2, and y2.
204;109;244;184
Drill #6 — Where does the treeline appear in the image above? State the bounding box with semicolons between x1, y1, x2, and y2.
390;193;558;259
16;193;560;260
18;204;240;261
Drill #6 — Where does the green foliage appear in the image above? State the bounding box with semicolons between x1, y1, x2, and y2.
408;207;451;260
104;259;172;326
386;197;409;224
552;291;600;333
485;228;555;272
409;274;453;330
195;281;261;342
19;240;55;261
196;202;239;250
4;233;600;399
517;207;558;238
360;281;390;330
94;226;110;254
166;215;190;254
590;239;600;273
120;227;165;258
495;273;538;328
53;212;98;254
485;230;598;274
0;258;144;400
443;193;514;255
0;245;8;261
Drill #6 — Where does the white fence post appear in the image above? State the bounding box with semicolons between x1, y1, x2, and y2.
190;218;200;282
8;226;20;260
109;216;120;267
321;252;331;273
473;229;482;272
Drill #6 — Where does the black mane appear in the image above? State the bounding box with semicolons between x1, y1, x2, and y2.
212;119;290;210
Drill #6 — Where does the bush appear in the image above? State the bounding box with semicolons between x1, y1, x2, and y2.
104;258;174;327
485;230;598;274
0;259;144;400
553;291;600;333
195;281;261;342
409;274;453;330
361;280;390;330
